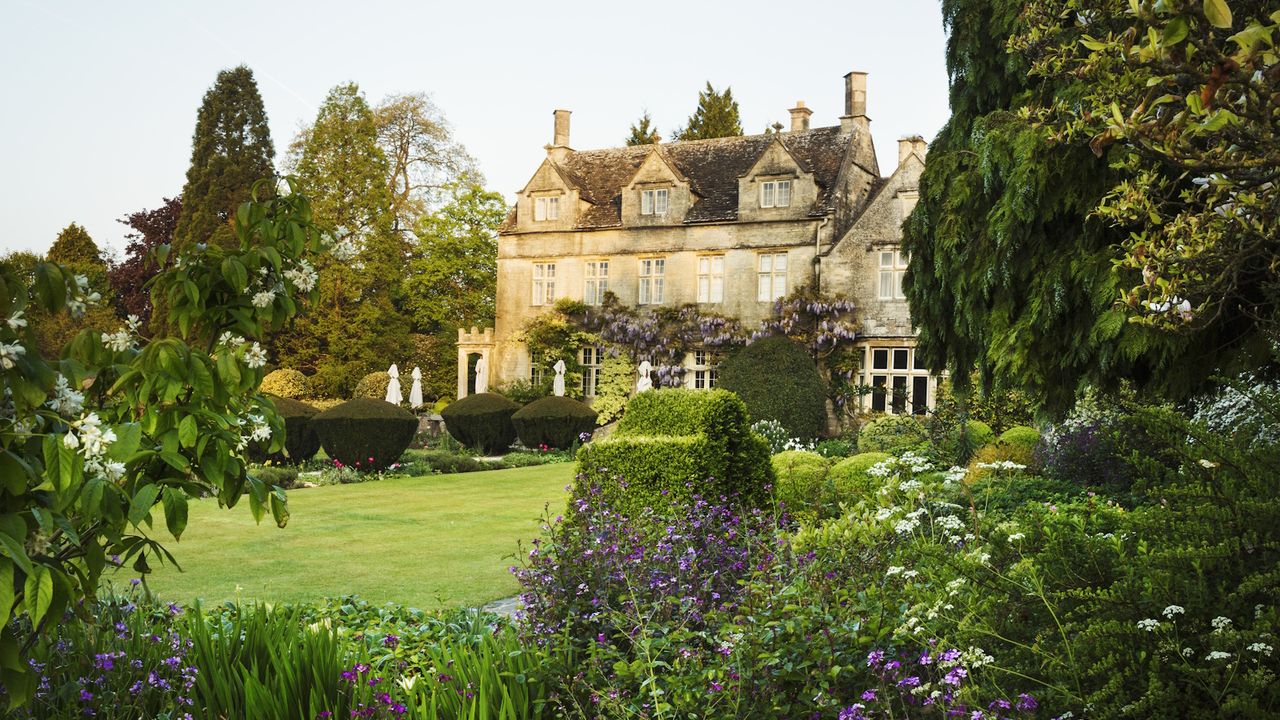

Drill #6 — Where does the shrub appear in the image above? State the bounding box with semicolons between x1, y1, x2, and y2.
935;419;995;464
717;336;827;439
512;396;598;449
413;449;488;474
814;437;857;458
577;389;774;515
857;414;927;453
827;451;892;499
771;450;831;523
311;398;418;470
965;441;1037;486
751;418;790;453
353;371;391;400
260;368;309;399
267;395;322;463
440;393;520;454
248;464;300;489
998;425;1041;453
498;379;549;406
590;355;634;426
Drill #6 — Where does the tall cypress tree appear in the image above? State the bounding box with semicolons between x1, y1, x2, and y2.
173;65;275;251
674;83;743;141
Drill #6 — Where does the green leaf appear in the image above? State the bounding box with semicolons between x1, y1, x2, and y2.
1204;0;1232;28
0;452;30;495
178;415;197;449
128;484;162;526
1163;16;1189;45
162;488;189;540
23;565;52;627
221;257;249;293
0;559;14;629
159;451;190;473
107;423;142;463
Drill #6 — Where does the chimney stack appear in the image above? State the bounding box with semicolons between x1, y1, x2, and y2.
841;71;868;132
788;101;812;132
552;109;571;148
898;135;928;165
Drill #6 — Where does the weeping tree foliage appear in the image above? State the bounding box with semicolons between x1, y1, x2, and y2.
903;0;1187;415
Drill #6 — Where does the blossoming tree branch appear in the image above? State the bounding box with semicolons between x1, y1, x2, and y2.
0;177;328;702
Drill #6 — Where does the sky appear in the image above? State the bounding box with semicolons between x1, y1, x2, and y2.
0;0;952;259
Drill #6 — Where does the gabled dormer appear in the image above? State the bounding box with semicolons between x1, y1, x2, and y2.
737;136;817;222
516;157;580;232
621;147;693;227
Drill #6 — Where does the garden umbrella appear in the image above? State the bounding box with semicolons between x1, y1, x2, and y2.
409;366;424;408
385;364;403;405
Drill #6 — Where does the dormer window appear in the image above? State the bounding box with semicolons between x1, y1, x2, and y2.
534;196;560;221
640;188;669;216
759;180;792;208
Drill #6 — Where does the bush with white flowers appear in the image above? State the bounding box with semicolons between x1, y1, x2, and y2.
0;177;328;704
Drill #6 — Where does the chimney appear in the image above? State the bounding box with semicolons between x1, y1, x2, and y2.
552;109;571;148
788;101;812;132
841;71;868;132
898;135;928;165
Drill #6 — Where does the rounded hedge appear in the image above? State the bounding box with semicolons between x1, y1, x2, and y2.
512;396;597;449
353;371;391;400
966;442;1036;485
857;415;928;453
998;425;1042;453
717;336;827;440
265;395;321;463
771;450;831;523
311;398;418;470
440;393;520;454
828;451;892;498
260;369;309;399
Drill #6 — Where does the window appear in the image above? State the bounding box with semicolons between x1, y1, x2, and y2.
697;255;725;303
584;260;609;305
878;250;908;300
691;349;718;390
532;262;556;305
864;345;931;416
581;347;602;397
640;188;669;216
530;353;547;386
757;252;787;302
533;196;559;222
638;257;665;305
759;180;792;208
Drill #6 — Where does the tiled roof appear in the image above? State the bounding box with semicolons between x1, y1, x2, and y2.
508;125;861;231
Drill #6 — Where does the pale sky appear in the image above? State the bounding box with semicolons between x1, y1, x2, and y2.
0;0;952;258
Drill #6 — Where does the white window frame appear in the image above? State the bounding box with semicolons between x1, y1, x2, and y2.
757;252;787;302
691;349;719;390
532;262;557;306
640;188;669;216
696;255;725;303
878;249;908;300
863;345;932;416
534;196;560;222
584;260;609;305
638;257;665;305
581;346;602;397
759;180;792;208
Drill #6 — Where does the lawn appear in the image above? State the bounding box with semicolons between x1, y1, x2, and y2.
119;463;573;610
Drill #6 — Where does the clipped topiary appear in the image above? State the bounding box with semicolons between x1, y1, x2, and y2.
828;451;892;499
265;395;321;463
717;336;827;440
512;396;598;449
260;368;309;399
440;393;520;454
353;371;391;400
771;450;831;523
311;398;417;470
998;425;1041;453
857;415;928;453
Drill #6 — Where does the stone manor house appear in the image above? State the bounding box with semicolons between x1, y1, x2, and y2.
458;70;937;416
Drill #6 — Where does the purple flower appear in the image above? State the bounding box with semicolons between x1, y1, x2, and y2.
943;667;968;686
1016;694;1038;711
383;634;399;649
866;650;885;667
861;689;876;701
79;689;93;702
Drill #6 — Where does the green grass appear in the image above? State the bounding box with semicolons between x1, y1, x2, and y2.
122;464;573;610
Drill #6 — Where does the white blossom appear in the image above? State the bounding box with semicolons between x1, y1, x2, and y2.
73;413;116;459
252;289;276;308
1163;605;1185;619
125;314;142;333
1205;651;1232;661
885;566;904;577
894;516;920;535
1198;459;1217;469
284;260;318;292
218;332;246;348
976;460;1027;472
1008;532;1025;542
1136;618;1160;632
0;342;24;370
1211;616;1232;633
1246;642;1274;657
4;311;26;331
47;374;84;418
104;329;132;353
244;342;267;369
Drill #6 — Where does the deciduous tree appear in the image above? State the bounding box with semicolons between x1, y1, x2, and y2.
108;197;180;323
374;92;478;232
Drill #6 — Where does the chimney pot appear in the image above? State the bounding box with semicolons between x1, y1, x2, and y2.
788;101;813;132
552;109;571;148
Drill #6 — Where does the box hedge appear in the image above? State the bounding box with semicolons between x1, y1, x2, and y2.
440;393;520;454
828;451;892;498
997;425;1042;453
512;396;597;449
857;414;928;453
264;395;322;464
311;398;418;470
576;389;774;515
353;371;391;400
260;369;309;399
771;450;831;524
716;336;827;440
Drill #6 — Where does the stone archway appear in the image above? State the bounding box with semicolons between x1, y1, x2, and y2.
456;327;495;399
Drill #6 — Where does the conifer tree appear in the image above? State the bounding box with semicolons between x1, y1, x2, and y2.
47;223;103;267
674;83;743;141
625;112;661;146
173;65;275;251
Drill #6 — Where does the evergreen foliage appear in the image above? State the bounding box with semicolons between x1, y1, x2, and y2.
997;425;1041;453
590;355;634;426
673;83;743;141
311;398;417;470
771;450;831;524
47;223;102;267
173;66;275;252
624;112;661;145
717;336;827;439
440;393;520;454
827;451;892;498
511;396;597;449
259;368;309;399
353;371;391;400
857;415;927;453
255;395;321;464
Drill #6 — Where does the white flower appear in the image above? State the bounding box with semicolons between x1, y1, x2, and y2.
244;342;267;369
218;332;245;348
976;460;1026;472
4;311;26;330
330;237;359;262
902;569;919;579
247;415;271;443
1136;618;1160;632
252;289;275;308
0;342;25;370
885;566;904;577
62;431;79;450
47;374;84;418
943;466;967;484
874;507;895;522
102;460;126;483
284;260;318;292
104;329;132;353
1182;646;1194;657
1205;651;1232;661
1211;616;1232;633
1198;459;1217;469
1163;605;1185;619
74;413;116;459
1246;642;1274;657
894;516;920;535
1008;532;1025;542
